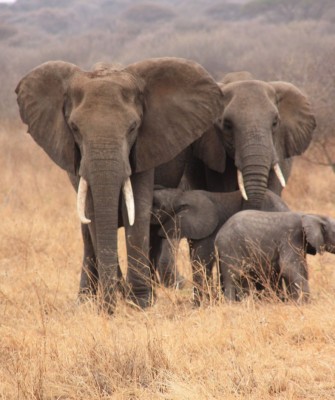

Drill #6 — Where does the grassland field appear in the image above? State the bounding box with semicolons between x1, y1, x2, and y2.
0;124;334;399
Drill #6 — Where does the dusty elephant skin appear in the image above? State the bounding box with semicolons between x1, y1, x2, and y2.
152;188;289;304
215;211;335;302
187;71;317;209
15;57;223;313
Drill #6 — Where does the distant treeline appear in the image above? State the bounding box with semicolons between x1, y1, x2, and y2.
0;0;334;150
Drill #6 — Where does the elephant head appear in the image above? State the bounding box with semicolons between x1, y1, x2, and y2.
194;72;316;209
153;188;220;240
16;58;223;309
302;214;335;255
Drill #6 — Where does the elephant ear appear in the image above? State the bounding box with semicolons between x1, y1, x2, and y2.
16;61;80;174
270;82;316;158
159;192;220;240
302;214;325;254
192;126;226;173
126;57;223;172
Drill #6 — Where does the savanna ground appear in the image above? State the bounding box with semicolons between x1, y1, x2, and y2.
1;1;335;398
0;122;334;400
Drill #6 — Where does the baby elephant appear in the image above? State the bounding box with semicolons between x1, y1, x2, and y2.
152;188;289;303
215;211;335;302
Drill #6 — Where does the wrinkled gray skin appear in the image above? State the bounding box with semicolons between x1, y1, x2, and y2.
215;211;335;302
152;188;289;304
187;71;317;208
16;58;223;313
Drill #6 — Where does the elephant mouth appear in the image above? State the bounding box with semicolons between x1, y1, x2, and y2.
237;162;286;201
76;176;135;226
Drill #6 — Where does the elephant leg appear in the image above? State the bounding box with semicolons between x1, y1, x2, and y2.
125;169;155;308
191;238;215;305
152;148;189;288
219;253;241;302
156;238;185;288
149;226;185;287
78;223;99;298
279;249;310;302
149;224;162;284
189;241;204;306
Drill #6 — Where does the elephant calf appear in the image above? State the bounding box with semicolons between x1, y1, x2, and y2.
152;188;289;304
215;211;335;302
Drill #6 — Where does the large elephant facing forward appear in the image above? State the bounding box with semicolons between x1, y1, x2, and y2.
16;58;223;312
188;71;317;208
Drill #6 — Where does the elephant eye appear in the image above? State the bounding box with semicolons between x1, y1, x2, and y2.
71;121;80;134
272;116;279;128
175;204;188;213
128;121;138;135
223;119;233;131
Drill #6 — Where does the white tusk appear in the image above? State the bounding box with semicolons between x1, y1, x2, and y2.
77;177;91;224
122;177;135;226
274;163;286;188
237;169;248;201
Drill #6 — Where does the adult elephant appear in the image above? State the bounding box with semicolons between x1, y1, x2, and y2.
16;58;223;313
187;71;317;208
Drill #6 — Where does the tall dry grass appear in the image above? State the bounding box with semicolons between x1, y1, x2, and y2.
0;124;335;399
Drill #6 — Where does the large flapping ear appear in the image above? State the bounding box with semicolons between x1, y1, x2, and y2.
16;61;80;174
302;214;325;254
160;192;220;240
270;82;316;158
192;126;226;173
126;57;223;172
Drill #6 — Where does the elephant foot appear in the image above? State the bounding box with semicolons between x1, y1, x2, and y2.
160;273;186;290
127;288;156;309
174;275;186;290
77;284;98;302
77;290;116;315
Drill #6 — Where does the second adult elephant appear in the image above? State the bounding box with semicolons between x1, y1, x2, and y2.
188;72;317;208
152;188;289;303
16;58;223;313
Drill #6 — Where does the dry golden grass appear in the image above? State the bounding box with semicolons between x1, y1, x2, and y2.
1;124;335;399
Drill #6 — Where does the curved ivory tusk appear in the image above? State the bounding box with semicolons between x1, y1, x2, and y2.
77;177;91;224
237;169;248;201
274;163;286;188
122;177;135;226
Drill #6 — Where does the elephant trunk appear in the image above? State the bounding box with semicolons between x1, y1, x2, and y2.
241;164;269;209
237;140;272;210
86;145;132;313
77;176;135;227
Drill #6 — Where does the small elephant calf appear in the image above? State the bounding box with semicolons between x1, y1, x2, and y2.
215;211;335;302
152;188;289;303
